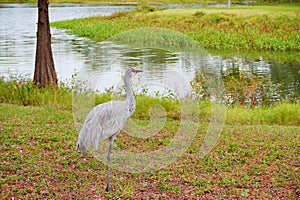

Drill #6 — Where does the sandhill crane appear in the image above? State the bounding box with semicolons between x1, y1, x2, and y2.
76;67;143;191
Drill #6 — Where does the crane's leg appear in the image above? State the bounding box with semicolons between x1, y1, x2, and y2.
106;136;115;192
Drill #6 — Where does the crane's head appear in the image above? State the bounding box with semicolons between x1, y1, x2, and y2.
131;67;143;73
125;67;143;79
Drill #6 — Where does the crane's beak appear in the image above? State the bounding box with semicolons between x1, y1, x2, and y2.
134;69;143;73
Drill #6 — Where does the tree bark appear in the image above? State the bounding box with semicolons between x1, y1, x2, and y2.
34;0;57;87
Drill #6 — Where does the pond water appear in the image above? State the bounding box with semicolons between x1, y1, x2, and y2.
0;3;134;79
0;4;299;104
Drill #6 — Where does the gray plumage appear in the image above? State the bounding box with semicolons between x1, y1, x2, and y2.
76;68;143;192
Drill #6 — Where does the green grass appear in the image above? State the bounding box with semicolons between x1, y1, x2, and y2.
51;3;300;52
1;76;300;199
1;104;299;199
0;75;72;110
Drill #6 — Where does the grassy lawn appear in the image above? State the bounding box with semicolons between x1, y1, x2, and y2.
1;101;299;199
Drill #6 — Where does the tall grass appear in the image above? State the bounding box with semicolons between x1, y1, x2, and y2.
1;76;299;126
0;75;72;110
226;103;300;125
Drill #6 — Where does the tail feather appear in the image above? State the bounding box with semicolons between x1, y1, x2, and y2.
76;117;103;156
76;122;88;156
76;139;87;156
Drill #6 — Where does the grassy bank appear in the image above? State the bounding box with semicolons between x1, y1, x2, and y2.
1;79;300;199
51;3;300;52
1;77;299;125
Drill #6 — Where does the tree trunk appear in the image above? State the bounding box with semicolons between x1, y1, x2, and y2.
34;0;57;87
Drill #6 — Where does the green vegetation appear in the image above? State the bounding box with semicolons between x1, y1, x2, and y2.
1;77;299;199
51;3;300;52
0;75;72;110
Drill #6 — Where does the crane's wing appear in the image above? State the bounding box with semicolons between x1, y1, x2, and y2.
76;101;130;156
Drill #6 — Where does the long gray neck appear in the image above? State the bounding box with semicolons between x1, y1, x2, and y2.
124;75;136;115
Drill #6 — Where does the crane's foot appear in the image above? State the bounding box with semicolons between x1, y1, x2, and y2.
105;185;110;192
